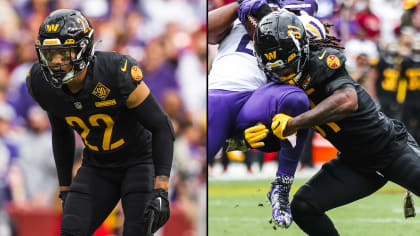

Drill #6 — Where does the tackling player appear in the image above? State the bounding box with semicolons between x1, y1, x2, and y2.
246;10;420;235
26;9;174;235
208;0;323;229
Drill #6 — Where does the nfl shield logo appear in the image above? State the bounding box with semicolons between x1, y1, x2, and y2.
74;102;83;110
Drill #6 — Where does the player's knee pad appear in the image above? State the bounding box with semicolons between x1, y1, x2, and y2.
291;197;322;220
280;90;309;116
60;214;88;236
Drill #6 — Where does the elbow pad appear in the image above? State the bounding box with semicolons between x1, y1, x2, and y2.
130;94;175;176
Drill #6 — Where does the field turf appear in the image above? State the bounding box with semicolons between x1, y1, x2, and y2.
209;178;420;236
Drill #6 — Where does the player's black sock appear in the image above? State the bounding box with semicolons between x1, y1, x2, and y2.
291;198;340;236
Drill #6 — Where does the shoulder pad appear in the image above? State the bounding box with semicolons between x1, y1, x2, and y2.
26;63;43;101
298;14;326;39
310;48;346;78
115;53;143;102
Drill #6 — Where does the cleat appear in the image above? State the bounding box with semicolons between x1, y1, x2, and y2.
267;175;294;229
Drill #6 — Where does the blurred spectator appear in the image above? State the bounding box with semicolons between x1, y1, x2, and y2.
0;102;18;236
350;53;371;93
142;37;180;106
344;25;379;72
355;0;381;43
176;26;207;124
14;105;56;207
316;0;337;20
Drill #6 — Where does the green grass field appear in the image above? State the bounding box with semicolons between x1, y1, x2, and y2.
209;178;420;236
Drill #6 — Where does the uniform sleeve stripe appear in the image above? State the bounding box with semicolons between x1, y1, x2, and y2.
307;21;325;39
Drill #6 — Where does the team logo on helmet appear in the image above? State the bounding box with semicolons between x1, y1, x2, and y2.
131;66;143;81
92;82;110;100
326;55;340;69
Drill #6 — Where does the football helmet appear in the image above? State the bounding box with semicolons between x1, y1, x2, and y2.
277;0;319;16
36;9;95;88
253;10;309;85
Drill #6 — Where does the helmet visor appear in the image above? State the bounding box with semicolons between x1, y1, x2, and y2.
268;59;299;82
39;46;77;71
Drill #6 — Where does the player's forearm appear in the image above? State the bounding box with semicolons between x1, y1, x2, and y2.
131;94;175;176
285;87;358;135
49;114;75;186
155;176;169;191
208;2;239;44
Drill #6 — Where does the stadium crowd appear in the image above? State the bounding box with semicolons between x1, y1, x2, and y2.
0;0;206;235
208;0;420;174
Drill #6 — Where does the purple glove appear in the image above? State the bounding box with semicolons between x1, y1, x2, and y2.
267;175;294;229
237;0;268;24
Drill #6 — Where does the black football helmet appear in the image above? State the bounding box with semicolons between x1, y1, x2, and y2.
253;10;309;85
36;9;96;88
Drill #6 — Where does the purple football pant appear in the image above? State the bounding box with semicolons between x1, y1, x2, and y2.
208;89;253;160
236;83;310;176
208;82;309;171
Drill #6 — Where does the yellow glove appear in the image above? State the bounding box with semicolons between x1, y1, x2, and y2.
271;113;295;139
244;123;269;148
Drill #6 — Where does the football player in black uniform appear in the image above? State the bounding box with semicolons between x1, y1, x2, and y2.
371;42;404;120
400;41;420;144
245;10;420;235
26;9;174;236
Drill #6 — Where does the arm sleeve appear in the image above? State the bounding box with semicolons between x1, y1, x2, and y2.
324;68;356;96
48;113;75;186
130;93;175;177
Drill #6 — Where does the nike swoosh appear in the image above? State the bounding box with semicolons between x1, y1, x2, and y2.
318;50;327;60
121;59;127;72
157;197;162;211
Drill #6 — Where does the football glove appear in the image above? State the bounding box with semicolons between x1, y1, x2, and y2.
59;190;69;210
404;191;416;218
267;175;294;229
237;0;267;24
244;123;269;148
144;188;170;234
271;113;296;140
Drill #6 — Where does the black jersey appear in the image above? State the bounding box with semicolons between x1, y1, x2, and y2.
400;56;420;105
302;48;406;166
375;56;402;101
26;51;152;168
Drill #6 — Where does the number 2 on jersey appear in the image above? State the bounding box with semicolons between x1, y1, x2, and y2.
65;114;125;151
236;34;254;56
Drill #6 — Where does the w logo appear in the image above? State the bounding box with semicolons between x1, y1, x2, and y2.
46;24;59;32
264;51;277;60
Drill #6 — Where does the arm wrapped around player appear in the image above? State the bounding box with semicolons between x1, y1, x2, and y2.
244;123;282;152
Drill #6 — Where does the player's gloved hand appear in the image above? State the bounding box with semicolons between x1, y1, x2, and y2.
237;0;268;24
144;188;170;234
271;113;296;140
59;190;69;210
267;175;294;229
244;123;269;148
